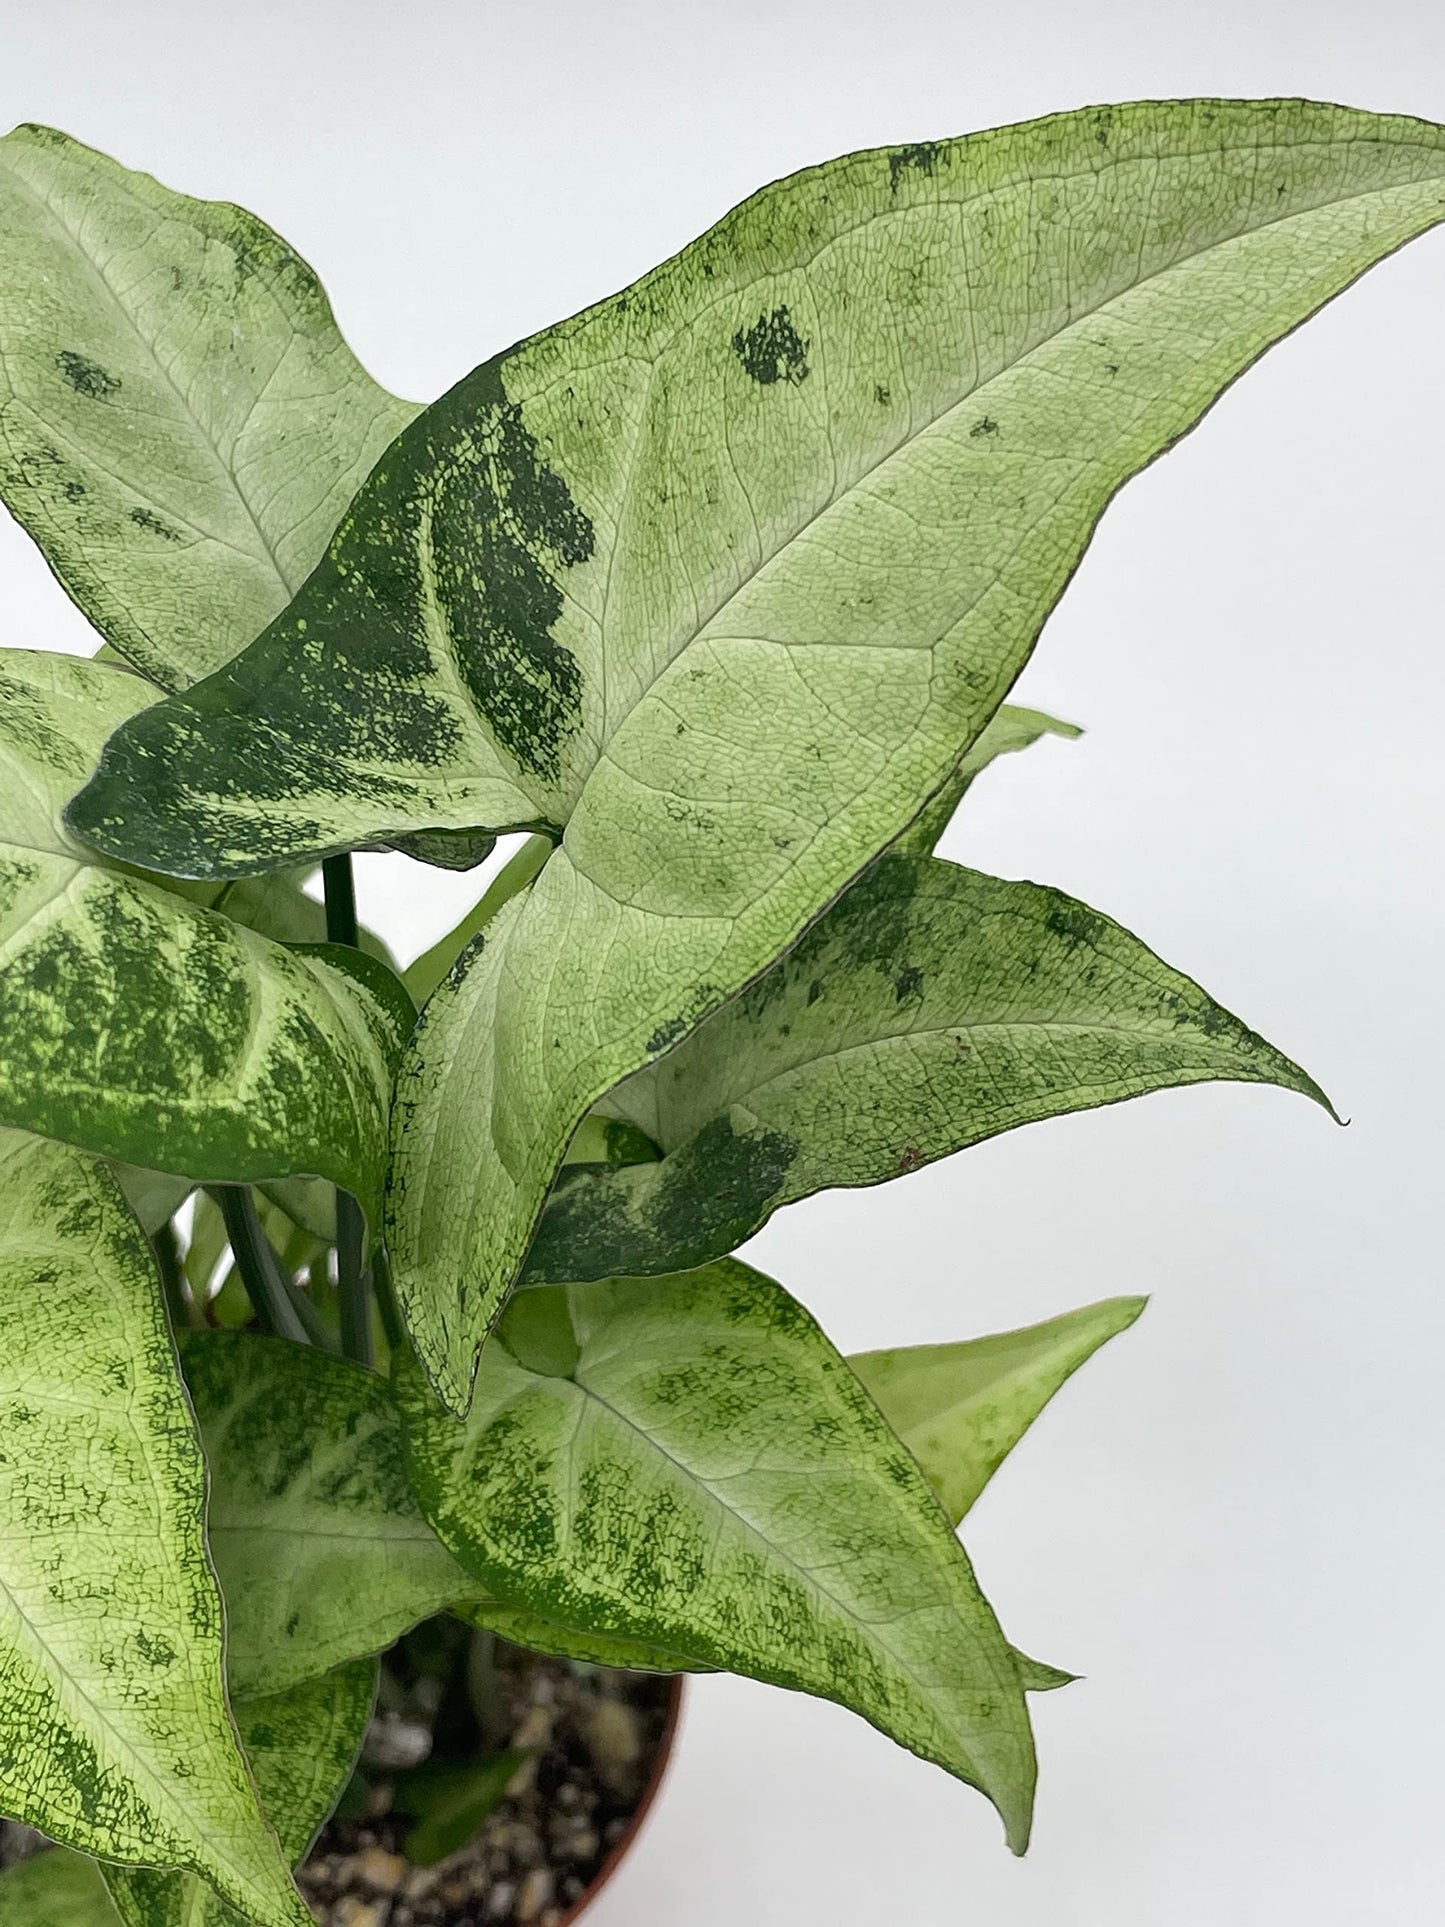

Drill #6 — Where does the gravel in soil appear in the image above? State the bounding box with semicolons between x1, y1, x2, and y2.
301;1652;673;1927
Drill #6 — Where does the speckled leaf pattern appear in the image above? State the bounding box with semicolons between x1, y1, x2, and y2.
0;123;417;691
0;1132;311;1927
851;1297;1148;1526
0;651;406;1223
104;1661;376;1927
181;1326;738;1692
0;1847;121;1924
66;102;1445;1409
399;1260;1037;1850
180;1333;475;1698
523;854;1328;1283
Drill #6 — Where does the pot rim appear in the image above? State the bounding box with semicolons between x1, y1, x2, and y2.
556;1672;685;1925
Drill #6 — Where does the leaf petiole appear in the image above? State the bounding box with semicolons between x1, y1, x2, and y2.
324;854;375;1367
214;1185;315;1349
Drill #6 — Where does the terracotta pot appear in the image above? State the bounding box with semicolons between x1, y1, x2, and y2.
556;1675;685;1924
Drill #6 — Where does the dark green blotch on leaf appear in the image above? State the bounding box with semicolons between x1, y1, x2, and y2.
732;306;811;386
524;1114;800;1284
888;141;949;191
426;359;593;784
129;505;182;542
55;350;120;400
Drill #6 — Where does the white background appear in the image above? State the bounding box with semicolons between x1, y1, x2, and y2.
3;4;1443;1921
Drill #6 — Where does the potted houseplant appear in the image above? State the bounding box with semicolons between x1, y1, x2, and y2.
0;98;1439;1925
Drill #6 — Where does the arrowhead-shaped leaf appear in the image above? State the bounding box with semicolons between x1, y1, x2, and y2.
180;1332;474;1699
104;1662;376;1927
0;124;416;691
0;651;407;1222
0;1849;120;1925
851;1297;1148;1526
66;102;1445;1407
523;855;1328;1283
0;1132;310;1927
398;1259;1037;1850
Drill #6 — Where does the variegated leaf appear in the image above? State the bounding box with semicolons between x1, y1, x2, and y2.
0;650;407;1223
0;123;416;692
522;855;1327;1283
401;706;1069;1009
181;1327;706;1689
66;102;1445;1407
181;1332;475;1698
0;1132;310;1927
399;1260;1037;1851
104;1663;376;1927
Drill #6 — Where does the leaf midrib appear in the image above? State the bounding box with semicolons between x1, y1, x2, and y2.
532;1350;1017;1756
568;143;1445;821
654;1013;1288;1149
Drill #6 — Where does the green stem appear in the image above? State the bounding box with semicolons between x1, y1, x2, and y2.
215;1187;312;1347
371;1247;404;1354
324;854;374;1367
151;1221;194;1331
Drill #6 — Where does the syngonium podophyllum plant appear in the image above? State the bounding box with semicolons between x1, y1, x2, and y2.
0;96;1438;1925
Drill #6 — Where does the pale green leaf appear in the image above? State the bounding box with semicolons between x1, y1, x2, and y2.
1011;1651;1075;1694
1;643;156;849
180;1326;716;1690
523;855;1328;1283
67;102;1445;1408
851;1296;1148;1526
104;1662;376;1927
0;1849;121;1925
0;123;417;691
0;651;406;1224
403;832;552;1006
254;1175;335;1244
0;1132;309;1927
891;704;1080;857
180;1332;476;1697
399;1260;1037;1850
